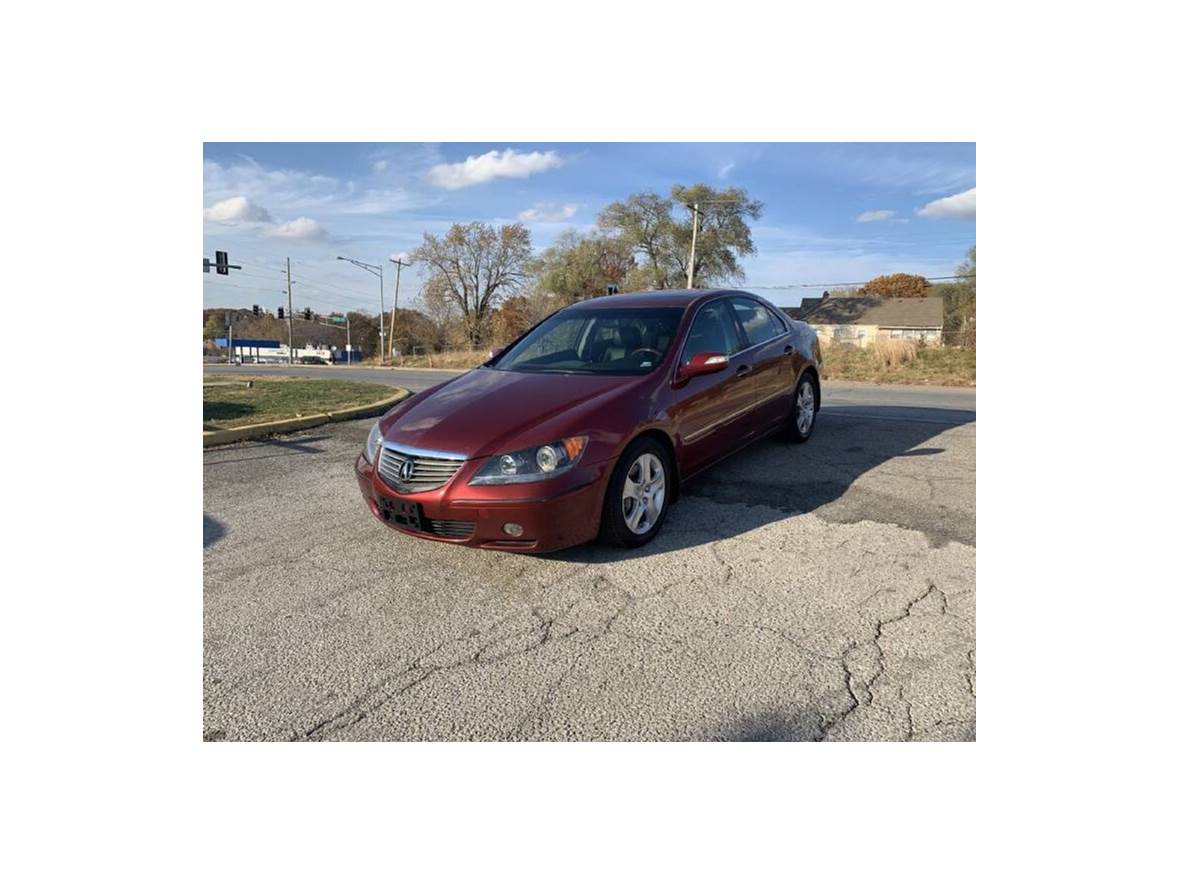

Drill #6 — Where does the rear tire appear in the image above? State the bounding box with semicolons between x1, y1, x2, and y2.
599;438;671;548
783;373;817;443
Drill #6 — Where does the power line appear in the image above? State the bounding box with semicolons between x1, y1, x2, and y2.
747;275;965;290
202;278;286;294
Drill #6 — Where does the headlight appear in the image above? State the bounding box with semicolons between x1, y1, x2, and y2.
469;436;588;485
364;421;383;463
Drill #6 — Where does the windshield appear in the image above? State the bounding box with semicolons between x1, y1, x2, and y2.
491;307;684;375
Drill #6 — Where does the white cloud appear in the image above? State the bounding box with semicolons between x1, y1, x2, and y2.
266;217;327;239
718;161;735;179
371;159;388;173
427;149;563;190
518;203;578;223
828;151;976;195
856;209;895;223
917;187;976;220
204;159;424;219
203;195;271;223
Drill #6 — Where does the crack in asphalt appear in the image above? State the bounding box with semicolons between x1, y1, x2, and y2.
822;580;954;741
296;572;680;741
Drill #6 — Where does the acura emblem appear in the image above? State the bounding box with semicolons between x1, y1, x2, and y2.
398;457;415;482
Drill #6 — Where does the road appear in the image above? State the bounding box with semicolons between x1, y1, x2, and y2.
204;368;975;741
205;362;976;416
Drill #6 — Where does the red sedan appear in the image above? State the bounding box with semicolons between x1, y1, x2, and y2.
355;289;821;552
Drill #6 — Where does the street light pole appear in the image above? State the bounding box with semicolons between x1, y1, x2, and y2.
388;257;411;362
286;257;295;364
337;256;386;365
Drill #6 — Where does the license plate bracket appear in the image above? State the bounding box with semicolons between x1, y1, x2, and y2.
378;495;423;531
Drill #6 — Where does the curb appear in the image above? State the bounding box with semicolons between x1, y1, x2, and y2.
387;365;474;374
202;388;411;448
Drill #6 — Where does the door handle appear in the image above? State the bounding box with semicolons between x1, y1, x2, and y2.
735;364;752;377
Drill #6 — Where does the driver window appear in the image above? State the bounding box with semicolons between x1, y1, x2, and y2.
682;301;740;365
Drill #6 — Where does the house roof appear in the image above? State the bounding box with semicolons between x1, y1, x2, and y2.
796;296;826;317
802;295;943;328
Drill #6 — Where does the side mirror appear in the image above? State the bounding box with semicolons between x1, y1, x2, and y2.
487;347;504;360
678;351;729;381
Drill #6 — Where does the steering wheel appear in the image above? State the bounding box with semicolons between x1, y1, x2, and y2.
631;348;662;362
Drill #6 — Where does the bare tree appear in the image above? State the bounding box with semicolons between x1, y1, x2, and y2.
411;222;532;347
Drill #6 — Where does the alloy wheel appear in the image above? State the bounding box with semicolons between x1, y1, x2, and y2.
621;452;666;534
796;378;815;436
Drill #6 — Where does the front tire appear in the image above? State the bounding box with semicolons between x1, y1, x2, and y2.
783;373;817;443
599;438;671;548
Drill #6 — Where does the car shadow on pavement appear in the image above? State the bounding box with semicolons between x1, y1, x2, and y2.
544;404;976;563
203;513;227;548
203;435;332;465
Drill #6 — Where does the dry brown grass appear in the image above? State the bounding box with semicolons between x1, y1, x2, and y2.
868;339;918;369
394;349;488;369
820;341;975;386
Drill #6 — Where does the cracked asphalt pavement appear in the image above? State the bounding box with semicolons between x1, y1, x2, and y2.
204;376;975;741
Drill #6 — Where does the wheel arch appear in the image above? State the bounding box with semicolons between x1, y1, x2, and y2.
628;428;681;502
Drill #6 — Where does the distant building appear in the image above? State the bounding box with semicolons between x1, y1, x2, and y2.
799;295;944;347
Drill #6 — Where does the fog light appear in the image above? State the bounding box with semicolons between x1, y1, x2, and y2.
503;522;523;537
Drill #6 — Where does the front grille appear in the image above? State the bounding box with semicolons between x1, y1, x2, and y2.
424;518;476;539
377;445;464;493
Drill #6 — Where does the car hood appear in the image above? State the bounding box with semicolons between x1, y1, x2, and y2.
380;367;641;458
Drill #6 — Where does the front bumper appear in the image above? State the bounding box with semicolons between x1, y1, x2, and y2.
354;453;611;553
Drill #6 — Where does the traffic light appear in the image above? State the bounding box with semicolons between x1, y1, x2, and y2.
203;258;212;273
215;251;230;275
277;307;284;320
303;308;312;321
252;304;260;317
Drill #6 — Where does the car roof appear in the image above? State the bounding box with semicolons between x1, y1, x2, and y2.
564;289;765;310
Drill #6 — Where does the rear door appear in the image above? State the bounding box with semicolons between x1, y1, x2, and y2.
728;296;797;432
669;299;753;475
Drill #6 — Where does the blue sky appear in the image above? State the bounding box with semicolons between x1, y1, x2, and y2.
202;143;975;314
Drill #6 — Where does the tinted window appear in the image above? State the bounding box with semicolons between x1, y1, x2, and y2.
731;298;786;346
682;301;741;364
494;307;683;375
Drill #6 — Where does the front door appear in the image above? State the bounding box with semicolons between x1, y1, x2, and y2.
670;299;754;475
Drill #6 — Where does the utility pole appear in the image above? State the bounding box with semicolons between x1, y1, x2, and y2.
286;257;295;365
388;256;411;362
338;256;386;365
684;199;742;289
346;315;351;366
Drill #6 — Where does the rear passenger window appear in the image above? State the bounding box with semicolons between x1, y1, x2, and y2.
731;298;786;346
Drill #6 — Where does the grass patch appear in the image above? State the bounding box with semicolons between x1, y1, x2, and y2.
819;343;975;386
203;374;395;429
394;349;488;369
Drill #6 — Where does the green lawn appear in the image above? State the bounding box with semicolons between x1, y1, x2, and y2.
203;375;394;429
